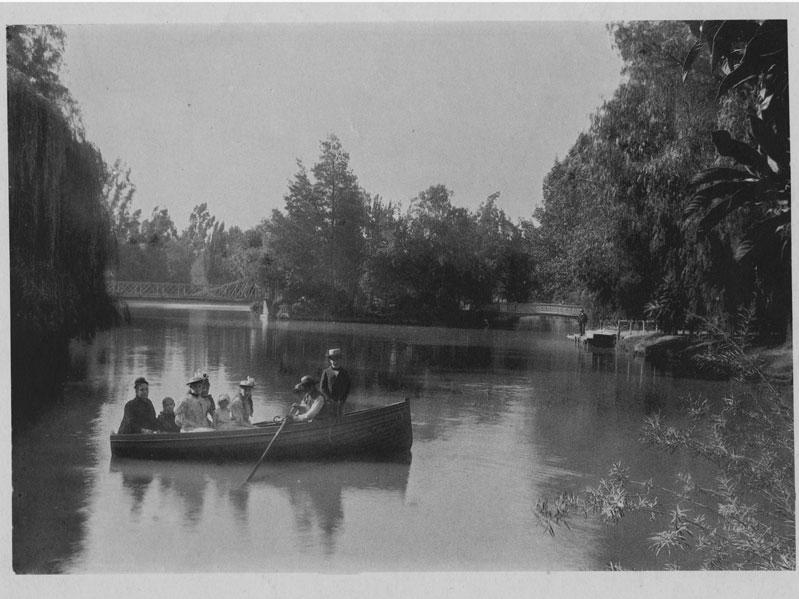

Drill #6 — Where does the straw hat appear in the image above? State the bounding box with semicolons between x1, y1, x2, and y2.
294;375;317;391
186;371;205;385
239;376;256;388
327;348;342;359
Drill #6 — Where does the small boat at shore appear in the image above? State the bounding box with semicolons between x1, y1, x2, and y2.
110;399;413;461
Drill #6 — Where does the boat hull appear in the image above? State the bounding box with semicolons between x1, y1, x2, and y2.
110;399;412;461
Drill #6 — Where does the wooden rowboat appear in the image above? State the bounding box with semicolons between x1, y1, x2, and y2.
110;399;412;461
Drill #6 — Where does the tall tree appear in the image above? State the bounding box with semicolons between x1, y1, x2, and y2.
311;135;367;311
265;135;369;316
103;159;141;243
7;25;86;136
8;26;116;424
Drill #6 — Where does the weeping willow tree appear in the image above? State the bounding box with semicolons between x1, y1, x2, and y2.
8;37;117;425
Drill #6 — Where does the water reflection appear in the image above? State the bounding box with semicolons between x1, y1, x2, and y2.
14;305;735;572
110;458;410;557
120;470;153;518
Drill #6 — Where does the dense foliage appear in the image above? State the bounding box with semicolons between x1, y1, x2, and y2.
105;21;788;340
530;20;789;340
111;135;538;324
683;20;791;339
8;26;117;425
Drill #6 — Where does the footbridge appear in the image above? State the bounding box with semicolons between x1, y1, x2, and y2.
108;279;263;304
486;302;582;318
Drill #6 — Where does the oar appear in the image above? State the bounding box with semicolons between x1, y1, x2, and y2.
243;407;296;484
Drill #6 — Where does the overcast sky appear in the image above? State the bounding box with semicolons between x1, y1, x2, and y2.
60;21;624;229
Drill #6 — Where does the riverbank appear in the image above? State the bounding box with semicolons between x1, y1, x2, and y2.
617;333;793;384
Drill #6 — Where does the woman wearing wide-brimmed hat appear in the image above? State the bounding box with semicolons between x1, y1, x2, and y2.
175;371;213;431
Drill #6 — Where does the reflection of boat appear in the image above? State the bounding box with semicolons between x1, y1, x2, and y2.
109;456;411;493
110;399;412;461
110;457;411;545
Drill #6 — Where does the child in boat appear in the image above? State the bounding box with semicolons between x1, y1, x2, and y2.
230;378;256;427
156;397;180;433
212;395;235;429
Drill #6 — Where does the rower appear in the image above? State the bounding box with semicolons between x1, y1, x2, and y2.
288;375;327;422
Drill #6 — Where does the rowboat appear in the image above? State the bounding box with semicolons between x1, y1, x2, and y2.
110;399;412;461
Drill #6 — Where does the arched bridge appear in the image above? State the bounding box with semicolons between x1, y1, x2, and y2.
485;302;582;318
108;279;263;303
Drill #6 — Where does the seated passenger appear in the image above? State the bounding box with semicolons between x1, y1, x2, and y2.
236;376;256;423
230;396;255;427
200;372;216;419
118;377;158;434
175;373;214;431
156;396;180;433
213;395;235;429
288;375;329;422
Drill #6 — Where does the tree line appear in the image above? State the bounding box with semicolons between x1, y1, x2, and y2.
8;20;790;407
534;21;789;340
107;137;537;325
105;20;789;340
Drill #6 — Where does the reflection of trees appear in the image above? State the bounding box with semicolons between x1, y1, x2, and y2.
121;471;153;517
171;474;208;527
110;458;408;560
113;460;210;528
227;485;250;525
286;478;344;555
272;461;410;556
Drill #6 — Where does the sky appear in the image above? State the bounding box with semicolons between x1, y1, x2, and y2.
59;19;624;229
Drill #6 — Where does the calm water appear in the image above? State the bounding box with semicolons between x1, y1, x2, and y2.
13;304;730;572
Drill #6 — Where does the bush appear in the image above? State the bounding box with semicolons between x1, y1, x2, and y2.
536;331;794;569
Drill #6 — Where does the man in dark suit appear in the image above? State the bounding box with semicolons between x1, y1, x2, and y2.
320;348;351;419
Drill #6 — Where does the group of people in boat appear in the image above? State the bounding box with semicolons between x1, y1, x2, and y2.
117;348;351;434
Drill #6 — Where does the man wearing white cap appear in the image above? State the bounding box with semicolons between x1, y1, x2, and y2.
320;348;351;419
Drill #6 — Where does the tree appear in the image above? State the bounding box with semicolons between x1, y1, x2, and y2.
6;25;83;134
8;27;116;425
265;135;369;316
532;20;763;329
140;206;178;244
103;159;141;243
185;202;217;256
312;135;368;311
683;20;790;340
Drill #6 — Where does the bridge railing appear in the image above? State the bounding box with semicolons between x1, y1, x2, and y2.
488;302;582;317
108;279;262;302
